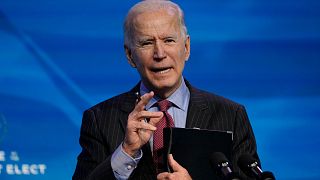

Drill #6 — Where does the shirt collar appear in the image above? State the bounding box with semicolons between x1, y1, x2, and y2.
140;78;189;112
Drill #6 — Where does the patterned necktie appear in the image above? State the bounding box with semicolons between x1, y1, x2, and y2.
153;100;174;173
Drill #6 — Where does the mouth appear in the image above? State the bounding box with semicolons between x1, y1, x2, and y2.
150;67;172;74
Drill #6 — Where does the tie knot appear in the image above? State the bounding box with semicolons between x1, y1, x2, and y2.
157;100;172;112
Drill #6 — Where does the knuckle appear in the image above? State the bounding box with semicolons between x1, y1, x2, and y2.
128;112;136;118
167;174;174;179
137;111;143;118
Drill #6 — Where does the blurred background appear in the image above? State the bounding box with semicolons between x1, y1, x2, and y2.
0;0;319;179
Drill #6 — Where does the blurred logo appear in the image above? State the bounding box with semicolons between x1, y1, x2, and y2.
0;113;7;144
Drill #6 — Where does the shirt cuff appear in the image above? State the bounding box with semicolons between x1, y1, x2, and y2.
111;143;143;179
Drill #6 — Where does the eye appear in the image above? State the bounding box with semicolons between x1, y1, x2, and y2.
139;40;153;47
164;38;176;44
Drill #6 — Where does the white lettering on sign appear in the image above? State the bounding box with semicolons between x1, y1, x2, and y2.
0;150;47;176
6;164;47;175
10;151;19;161
0;151;5;161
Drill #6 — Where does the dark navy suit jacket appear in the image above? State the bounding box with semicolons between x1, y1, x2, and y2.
73;81;259;180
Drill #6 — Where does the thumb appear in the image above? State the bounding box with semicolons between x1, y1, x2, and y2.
168;154;183;172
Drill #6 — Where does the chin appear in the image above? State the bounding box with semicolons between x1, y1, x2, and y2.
150;79;179;93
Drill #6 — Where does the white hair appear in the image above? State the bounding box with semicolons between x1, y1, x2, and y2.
123;0;188;46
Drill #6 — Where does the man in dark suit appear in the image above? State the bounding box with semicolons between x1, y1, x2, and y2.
73;1;259;180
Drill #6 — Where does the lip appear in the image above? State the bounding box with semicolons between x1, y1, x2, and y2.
150;67;173;74
157;68;171;74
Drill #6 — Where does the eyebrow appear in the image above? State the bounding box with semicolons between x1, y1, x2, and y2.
137;37;154;42
163;35;178;39
138;34;178;41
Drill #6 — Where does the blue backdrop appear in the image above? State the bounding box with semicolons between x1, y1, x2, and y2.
0;0;319;179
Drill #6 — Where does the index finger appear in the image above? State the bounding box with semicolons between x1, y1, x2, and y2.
134;91;154;111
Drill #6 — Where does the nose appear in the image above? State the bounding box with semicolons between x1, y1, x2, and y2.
153;41;166;60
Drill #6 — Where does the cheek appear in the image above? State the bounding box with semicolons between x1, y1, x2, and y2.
133;50;153;66
176;48;187;66
131;54;144;69
176;44;187;59
178;61;186;72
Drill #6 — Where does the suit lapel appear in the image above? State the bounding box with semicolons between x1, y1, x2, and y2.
185;81;213;129
118;83;140;132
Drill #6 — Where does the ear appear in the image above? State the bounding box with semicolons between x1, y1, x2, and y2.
124;44;136;68
184;35;191;61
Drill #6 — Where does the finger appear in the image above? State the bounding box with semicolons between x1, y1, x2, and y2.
168;154;184;172
148;112;164;126
134;91;154;111
136;111;163;120
135;121;157;131
129;111;162;124
128;110;162;125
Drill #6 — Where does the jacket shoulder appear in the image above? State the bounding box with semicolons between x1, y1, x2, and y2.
192;87;243;110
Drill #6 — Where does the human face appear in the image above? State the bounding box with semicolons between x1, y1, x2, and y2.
125;9;190;98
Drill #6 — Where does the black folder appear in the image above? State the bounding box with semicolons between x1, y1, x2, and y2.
163;127;233;179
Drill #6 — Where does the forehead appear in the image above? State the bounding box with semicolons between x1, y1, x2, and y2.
131;9;180;36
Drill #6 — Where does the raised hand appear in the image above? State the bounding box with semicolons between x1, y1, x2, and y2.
122;91;164;156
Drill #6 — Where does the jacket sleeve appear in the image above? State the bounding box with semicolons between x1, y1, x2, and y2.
232;105;260;180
